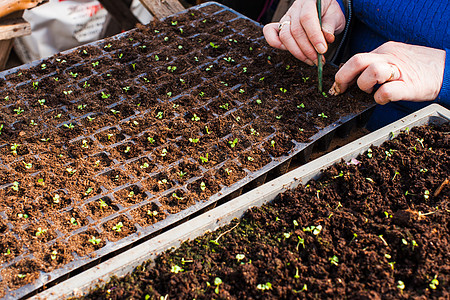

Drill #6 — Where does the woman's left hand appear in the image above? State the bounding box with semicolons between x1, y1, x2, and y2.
330;41;446;105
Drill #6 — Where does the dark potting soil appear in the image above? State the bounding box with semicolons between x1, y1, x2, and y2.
0;3;374;294
80;123;449;300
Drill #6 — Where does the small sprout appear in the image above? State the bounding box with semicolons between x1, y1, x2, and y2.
205;65;213;71
147;137;155;144
147;210;158;217
164;36;169;42
104;43;112;49
50;250;58;260
167;66;177;72
178;171;187;178
154;54;160;61
279;88;287;93
64;123;75;129
52;194;61;204
160;148;168;157
283;232;291;239
69;72;78;78
4;95;9;101
397;280;405;293
112;222;123;232
122;86;131;92
392;171;400;181
99;199;108;209
17;212;28;219
200;181;206;192
91;61;99;67
156;111;164;119
157;179;168;185
242;67;247;73
297;103;305;109
23;162;33;169
88;236;101;245
250;128;259;136
367;148;373;158
101;92;111;99
38;98;46;106
424;190;430;200
11;181;19;191
205;126;210;134
87;116;95;122
275;115;282;120
131;63;137;70
209;42;219;49
171;20;178;26
110;109;119;115
303;225;322;235
318;112;328;119
140;162;150;169
239;89;245;94
63;90;72;95
429;275;439;290
70;217;78;226
236;254;245;261
223;57;235;63
214;277;222;294
219;103;229;110
189;137;199;143
199;153;209;163
411;240;418;251
124;146;131;153
32;81;39;89
35;227;47;237
170;265;183;273
378;234;388;246
228;138;238;148
10;143;19;155
256;99;262;104
198;91;205;97
247;156;254;162
4;248;11;256
191;114;200;121
41;63;47;70
416;138;425;148
84;187;93;196
54;113;62;119
14;107;24;115
384;211;392;218
224;168;232;175
17;274;26;279
257;282;272;291
66;167;76;175
329;255;339;266
420;168;428;173
29;120;37;126
270;140;275;147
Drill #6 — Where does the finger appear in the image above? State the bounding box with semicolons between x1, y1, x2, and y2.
263;23;287;51
299;0;327;54
333;53;384;94
374;81;412;104
289;12;318;64
278;22;314;65
357;63;400;93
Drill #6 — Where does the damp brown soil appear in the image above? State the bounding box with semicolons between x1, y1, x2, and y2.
79;123;449;300
0;3;374;294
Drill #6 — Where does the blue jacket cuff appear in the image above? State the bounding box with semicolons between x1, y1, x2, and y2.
437;48;450;107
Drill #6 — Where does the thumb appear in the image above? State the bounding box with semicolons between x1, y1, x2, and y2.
374;81;411;104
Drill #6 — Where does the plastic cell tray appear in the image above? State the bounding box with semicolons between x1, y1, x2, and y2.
0;2;374;299
31;104;450;299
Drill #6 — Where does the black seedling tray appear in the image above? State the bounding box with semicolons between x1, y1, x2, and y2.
0;2;374;299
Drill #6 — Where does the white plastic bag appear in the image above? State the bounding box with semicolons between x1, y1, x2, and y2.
14;0;152;63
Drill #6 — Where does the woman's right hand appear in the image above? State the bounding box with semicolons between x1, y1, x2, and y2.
263;0;346;66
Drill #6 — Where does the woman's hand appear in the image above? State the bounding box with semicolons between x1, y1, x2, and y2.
330;42;446;104
263;0;345;66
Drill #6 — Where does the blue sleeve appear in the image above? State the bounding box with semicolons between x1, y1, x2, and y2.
437;49;450;107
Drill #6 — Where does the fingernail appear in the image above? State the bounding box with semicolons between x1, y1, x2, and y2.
305;59;314;66
316;43;326;54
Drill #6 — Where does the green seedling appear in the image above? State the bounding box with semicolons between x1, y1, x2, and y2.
17;212;28;219
209;42;219;49
128;191;135;198
14;107;24;115
296;236;305;250
297;103;305;109
66;167;76;175
147;210;159;217
70;217;78;226
236;254;245;261
429;275;439;290
11;181;19;191
424;190;430;200
124;146;131;153
64;123;75;129
10;143;19;155
17;274;26;279
303;225;322;235
279;88;287;93
140;162;150;169
101;92;111;99
110;109;119;115
147;137;155;144
50;250;58;260
270;140;275;147
257;282;272;291
329;255;339;266
99;199;108;209
63;90;72;95
191;114;200;121
52;194;60;204
228;138;238;148
38;99;46;106
156;111;164;119
69;72;78;78
219;103;229;110
32;81;39;89
23;162;32;169
170;265;183;274
160;148;168;157
87;116;95;122
247;156;254;162
172;192;184;201
91;61;99;67
88;236;101;245
178;171;187;178
397;280;405;293
200;181;206;192
199;153;209;163
84;187;93;196
81;140;89;149
318;112;328;119
29;120;37;126
214;277;222;294
35;227;47;237
112;222;123;232
189;137;199;143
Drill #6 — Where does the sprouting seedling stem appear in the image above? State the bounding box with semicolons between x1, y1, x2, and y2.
317;0;323;93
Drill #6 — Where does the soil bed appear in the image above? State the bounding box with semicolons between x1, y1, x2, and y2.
80;123;449;299
0;3;374;296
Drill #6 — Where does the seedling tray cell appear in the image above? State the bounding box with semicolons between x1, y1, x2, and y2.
0;2;374;299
